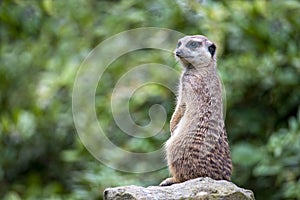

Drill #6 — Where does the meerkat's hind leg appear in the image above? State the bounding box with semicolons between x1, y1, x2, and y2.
159;177;177;186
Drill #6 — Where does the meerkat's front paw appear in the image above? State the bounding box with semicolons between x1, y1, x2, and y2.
159;177;177;186
170;124;179;136
170;126;175;134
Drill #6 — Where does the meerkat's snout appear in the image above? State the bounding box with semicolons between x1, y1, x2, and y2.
175;49;183;58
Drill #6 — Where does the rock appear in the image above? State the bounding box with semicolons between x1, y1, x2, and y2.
103;177;255;200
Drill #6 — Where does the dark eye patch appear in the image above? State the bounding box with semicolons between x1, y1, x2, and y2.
177;41;182;48
186;41;201;49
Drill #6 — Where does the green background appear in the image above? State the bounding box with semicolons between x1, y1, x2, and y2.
1;0;300;199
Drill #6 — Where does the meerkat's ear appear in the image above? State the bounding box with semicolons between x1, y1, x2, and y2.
208;44;216;57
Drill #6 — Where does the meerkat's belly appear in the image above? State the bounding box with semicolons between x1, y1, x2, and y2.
165;114;197;155
165;114;185;148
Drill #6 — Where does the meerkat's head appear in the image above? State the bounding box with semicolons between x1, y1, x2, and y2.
174;35;216;69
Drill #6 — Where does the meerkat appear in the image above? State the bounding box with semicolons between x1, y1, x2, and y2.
160;35;232;186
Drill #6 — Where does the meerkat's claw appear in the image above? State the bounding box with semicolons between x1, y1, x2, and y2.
159;177;177;186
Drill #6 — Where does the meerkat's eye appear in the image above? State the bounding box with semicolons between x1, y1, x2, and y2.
177;41;182;48
187;41;201;49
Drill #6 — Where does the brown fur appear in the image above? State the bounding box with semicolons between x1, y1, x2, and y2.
160;35;232;186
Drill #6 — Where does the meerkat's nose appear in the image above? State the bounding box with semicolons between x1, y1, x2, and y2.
175;49;183;57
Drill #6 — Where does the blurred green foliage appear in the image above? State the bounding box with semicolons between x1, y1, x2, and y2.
1;0;300;199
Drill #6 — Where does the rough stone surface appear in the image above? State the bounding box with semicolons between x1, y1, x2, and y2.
103;177;255;200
